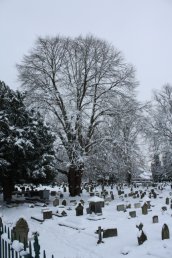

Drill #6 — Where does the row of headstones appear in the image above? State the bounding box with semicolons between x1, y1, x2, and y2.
96;222;170;245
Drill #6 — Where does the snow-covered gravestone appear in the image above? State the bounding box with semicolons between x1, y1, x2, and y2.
12;218;29;245
162;224;170;240
129;211;136;218
75;203;84;216
136;223;147;245
88;196;104;214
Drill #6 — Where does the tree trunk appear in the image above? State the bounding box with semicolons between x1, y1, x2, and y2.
68;164;83;197
2;176;14;203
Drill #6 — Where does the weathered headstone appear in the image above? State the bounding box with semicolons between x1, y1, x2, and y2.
134;203;141;209
50;191;56;196
152;215;158;223
62;199;67;206
162;224;170;240
12;218;29;245
136;223;147;245
75;203;84;216
43;210;52;219
53;198;59;207
129;211;136;218
103;228;118;238
165;197;169;205
97;226;104;244
142;203;148;215
117;204;125;211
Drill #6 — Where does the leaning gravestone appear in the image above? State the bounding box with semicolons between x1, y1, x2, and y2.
152;215;158;223
12;218;29;245
162;224;170;240
53;198;59;207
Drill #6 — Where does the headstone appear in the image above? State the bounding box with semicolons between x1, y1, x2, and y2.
162;224;170;240
43;189;49;200
86;207;91;214
134;203;141;209
117;204;125;211
51;191;56;196
90;192;94;197
129;211;136;218
80;199;85;205
152;215;158;223
142;203;148;215
61;210;67;216
62;200;67;206
53;198;59;207
103;228;118;238
12;218;29;245
165;197;169;205
75;203;84;216
43;210;52;219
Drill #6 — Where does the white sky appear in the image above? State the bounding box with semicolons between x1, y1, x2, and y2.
0;0;172;101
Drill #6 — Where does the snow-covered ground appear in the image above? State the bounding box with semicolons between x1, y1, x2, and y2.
1;184;172;258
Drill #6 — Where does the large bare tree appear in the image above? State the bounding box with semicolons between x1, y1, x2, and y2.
17;35;137;196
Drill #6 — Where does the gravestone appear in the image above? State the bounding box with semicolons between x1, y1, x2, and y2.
80;199;84;205
129;211;136;218
117;204;125;211
51;191;56;196
136;223;147;245
165;197;169;205
90;192;94;197
88;196;104;214
86;207;91;214
53;198;59;207
43;210;52;219
62;200;67;206
134;203;141;209
61;210;67;216
103;228;118;238
162;224;170;240
142;203;148;215
12;218;29;245
152;215;158;223
75;203;84;216
126;203;131;209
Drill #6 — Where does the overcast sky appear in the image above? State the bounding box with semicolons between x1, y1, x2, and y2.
0;0;172;101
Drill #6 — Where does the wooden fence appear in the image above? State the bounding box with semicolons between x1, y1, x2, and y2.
0;222;54;258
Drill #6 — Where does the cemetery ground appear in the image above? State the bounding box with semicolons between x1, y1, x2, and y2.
1;184;172;258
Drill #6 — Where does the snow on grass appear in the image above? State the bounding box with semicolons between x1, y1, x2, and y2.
0;184;172;258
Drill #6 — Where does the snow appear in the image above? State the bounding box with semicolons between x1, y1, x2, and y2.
1;184;172;258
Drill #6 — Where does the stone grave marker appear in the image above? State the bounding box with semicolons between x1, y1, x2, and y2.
129;211;136;218
103;228;118;238
12;218;29;245
50;191;56;196
88;196;104;214
136;223;147;245
142;203;148;215
117;204;125;211
62;199;67;206
43;210;52;220
152;215;158;223
75;203;84;216
53;198;59;207
162;224;170;240
165;197;169;205
134;203;141;209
